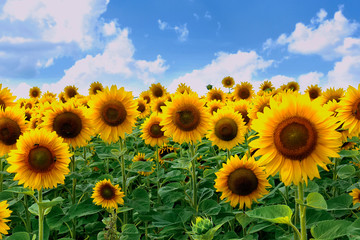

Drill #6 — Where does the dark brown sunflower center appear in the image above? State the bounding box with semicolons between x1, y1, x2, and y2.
309;90;319;100
25;103;32;109
211;93;222;101
144;96;151;104
152;87;163;98
258;103;270;114
0;118;21;145
28;146;55;172
137;103;146;113
101;102;127;126
25;112;31;121
31;90;39;98
238;110;250;125
238;88;250;100
328;95;341;103
93;87;102;94
174;105;201;131
149;123;164;138
274;117;317;160
66;89;77;98
157;102;166;113
211;106;219;114
352;99;360;120
100;184;115;200
215;117;238;141
159;147;174;158
226;80;231;85
227;168;258;196
53;112;82;138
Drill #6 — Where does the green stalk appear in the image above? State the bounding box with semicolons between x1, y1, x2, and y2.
70;148;77;240
0;156;4;192
189;142;197;214
119;138;127;224
332;158;340;196
298;182;307;240
226;148;230;160
155;145;160;202
24;195;31;233
38;189;44;240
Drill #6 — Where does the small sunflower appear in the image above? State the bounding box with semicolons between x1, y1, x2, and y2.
160;92;211;143
87;85;138;143
149;83;167;99
64;85;79;100
140;113;168;147
250;94;342;186
286;81;300;92
176;83;193;94
139;90;151;104
233;82;254;101
317;87;345;106
227;100;251;129
207;87;226;103
132;153;154;176
29;86;41;98
0;84;16;110
136;98;150;119
39;91;56;105
158;144;177;164
0;201;11;239
305;84;322;101
91;179;125;209
23;98;36;110
207;107;247;150
214;155;270;209
58;92;67;103
24;108;33;122
7;128;72;190
222;76;235;89
248;95;271;120
151;96;168;114
42;101;93;148
206;100;225;115
0;107;28;156
259;80;275;93
89;81;104;95
350;188;360;206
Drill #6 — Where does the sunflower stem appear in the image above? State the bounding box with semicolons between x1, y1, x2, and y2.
298;181;307;240
332;157;340;197
24;195;31;233
155;145;160;203
119;138;127;224
226;148;230;160
70;148;77;240
189;142;198;214
38;189;44;240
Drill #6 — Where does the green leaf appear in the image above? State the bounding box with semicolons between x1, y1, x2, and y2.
327;194;353;210
310;220;351;240
199;199;221;216
66;203;102;220
339;150;359;158
128;188;150;213
245;205;293;225
38;197;64;209
5;232;30;240
306;192;327;210
158;183;183;204
5;187;34;196
120;224;140;240
236;212;253;229
116;207;133;213
130;161;153;172
348;218;360;236
337;165;356;179
200;224;223;240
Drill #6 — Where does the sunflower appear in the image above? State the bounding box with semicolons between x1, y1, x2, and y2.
151;96;168;114
149;83;167;99
316;87;345;106
324;100;352;142
350;188;360;206
7;128;71;190
286;81;300;92
207;107;246;150
0;201;11;239
250;94;341;186
206;88;226;103
24;108;33;122
259;80;275;93
176;83;193;94
222;76;235;89
160;92;211;143
132;153;154;176
0;84;16;110
87;85;138;143
305;84;322;101
28;86;41;98
42;101;93;148
58;92;67;103
89;81;104;95
158;144;177;164
0;107;28;156
39;92;56;105
214;154;270;209
233;82;254;101
140;113;168;147
227;100;252;129
139;90;151;104
64;85;79;100
136;98;150;119
206;100;224;115
248;95;271;120
91;179;125;209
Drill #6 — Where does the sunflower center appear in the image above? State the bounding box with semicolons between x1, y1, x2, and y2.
0;118;21;145
31;91;39;98
149;123;164;138
157;102;166;113
174;105;201;131
274;117;317;160
211;106;219;114
53;112;82;138
0;99;5;109
227;168;258;196
226;80;231;85
137;103;145;113
25;112;31;121
352;98;360;120
258;103;270;114
309;90;319;99
66;89;77;98
93;87;102;94
25;103;32;109
28;146;55;172
153;87;163;98
101;101;127;126
215;117;238;141
144;96;151;104
211;93;222;101
238;88;250;100
239;110;250;125
100;184;115;200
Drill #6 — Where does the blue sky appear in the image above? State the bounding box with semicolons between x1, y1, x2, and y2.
1;0;360;98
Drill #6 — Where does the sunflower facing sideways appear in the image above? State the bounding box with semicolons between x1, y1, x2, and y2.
176;83;193;94
91;179;125;209
250;94;342;186
7;128;71;190
0;107;28;156
151;96;168;114
0;201;11;239
206;100;224;115
214;155;270;209
140;113;168;147
316;87;345;106
160;92;211;144
207;107;247;150
87;85;138;143
42;101;93;148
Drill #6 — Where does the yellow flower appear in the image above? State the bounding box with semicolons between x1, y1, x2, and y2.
151;96;168;114
222;76;235;88
136;98;150;119
91;179;125;209
305;84;322;101
233;82;254;101
206;100;224;115
206;87;226;103
0;201;12;239
64;85;79;100
140;113;168;147
259;80;275;93
132;153;154;176
89;81;104;95
316;87;344;106
149;83;167;99
0;84;16;110
176;83;193;94
350;188;360;206
29;86;41;98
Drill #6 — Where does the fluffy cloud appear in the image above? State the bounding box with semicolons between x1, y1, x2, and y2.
298;72;323;92
168;50;273;96
157;19;189;42
326;55;360;89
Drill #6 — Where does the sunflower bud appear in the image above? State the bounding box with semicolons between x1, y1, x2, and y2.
192;217;213;235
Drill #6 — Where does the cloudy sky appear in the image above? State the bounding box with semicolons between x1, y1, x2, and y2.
1;0;360;98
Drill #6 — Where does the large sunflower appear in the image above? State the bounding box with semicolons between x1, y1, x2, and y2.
7;128;71;190
42;101;93;148
89;81;104;95
140;113;168;147
214;155;270;209
87;85;138;143
149;83;167;99
207;107;246;150
233;82;254;101
305;84;322;101
0;84;16;110
206;88;226;103
136;98;150;119
29;86;41;98
0;201;11;239
250;94;341;186
91;179;125;209
0;107;28;156
160;92;211;143
222;76;235;89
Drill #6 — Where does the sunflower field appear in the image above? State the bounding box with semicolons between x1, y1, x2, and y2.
0;79;360;240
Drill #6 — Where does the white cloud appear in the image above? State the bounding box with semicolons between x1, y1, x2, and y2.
263;75;296;89
157;19;168;30
298;72;323;92
103;21;117;36
326;55;360;89
168;50;273;96
157;19;189;42
311;8;327;24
